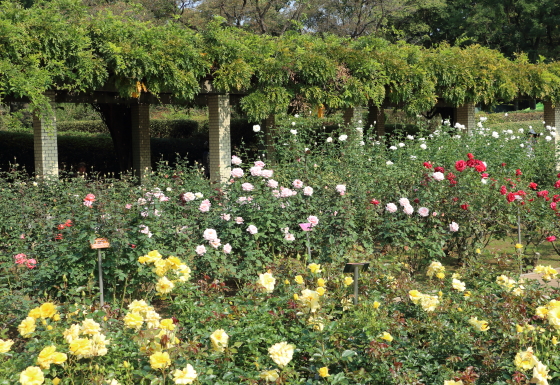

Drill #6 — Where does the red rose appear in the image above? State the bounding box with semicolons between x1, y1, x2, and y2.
57;224;66;230
65;220;73;227
554;195;560;202
466;159;477;168
434;166;445;173
413;198;420;203
467;153;474;160
370;199;380;205
55;233;63;240
475;164;486;172
461;204;469;210
481;173;489;178
423;162;433;169
452;197;459;202
506;193;516;203
555;180;560;188
516;169;522;176
449;179;457;186
551;202;557;210
529;182;538;190
446;172;456;180
537;190;549;198
455;160;467;172
501;163;506;167
547;236;557;242
500;186;507;195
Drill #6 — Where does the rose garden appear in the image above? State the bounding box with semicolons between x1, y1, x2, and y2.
3;1;560;384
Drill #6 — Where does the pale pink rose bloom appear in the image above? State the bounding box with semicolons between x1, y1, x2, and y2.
307;216;319;226
267;179;279;188
336;185;346;194
293;179;304;189
209;239;221;249
280;188;293;198
141;211;149;217
398;197;410;207
203;228;218;241
237;196;249;204
231;168;244;178
303;186;314;196
242;183;254;191
291;190;297;196
20;233;25;239
261;170;273;178
386;203;398;213
235;217;244;224
280;203;287;209
221;214;231;221
418;207;430;217
282;227;290;234
299;223;312;231
14;253;27;264
432;212;438;216
182;192;195;202
154;210;162;217
250;166;262;176
432;172;445;181
247;225;258;235
403;205;414;215
26;259;37;269
196;245;207;255
285;233;295;241
223;243;232;254
231;155;242;165
125;204;132;209
159;195;169;202
83;200;93;207
199;199;211;212
272;190;280;198
138;198;147;205
449;222;460;232
254;161;265;168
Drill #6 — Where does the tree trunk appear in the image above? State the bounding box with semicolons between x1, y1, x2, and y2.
93;104;133;174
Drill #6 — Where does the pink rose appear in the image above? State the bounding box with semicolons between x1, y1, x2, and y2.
196;245;207;255
303;186;313;196
125;204;132;209
14;253;27;264
386;203;397;213
84;194;96;202
267;179;279;188
285;233;295;241
403;205;414;215
307;216;319;226
247;225;258;235
336;185;346;195
293;179;304;189
26;259;37;269
231;168;244;178
209;239;221;249
280;188;294;198
449;222;459;232
254;161;265;168
418;207;429;217
432;172;445;181
547;236;556;242
250;166;262;176
398;197;410;207
221;214;231;221
223;243;232;254
83;200;93;207
203;228;218;241
231;155;242;165
261;170;273;178
242;183;254;191
235;217;244;224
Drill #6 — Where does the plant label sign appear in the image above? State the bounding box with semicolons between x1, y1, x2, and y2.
90;238;110;249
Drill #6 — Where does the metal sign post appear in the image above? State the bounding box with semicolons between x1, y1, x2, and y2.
91;238;110;307
343;262;369;305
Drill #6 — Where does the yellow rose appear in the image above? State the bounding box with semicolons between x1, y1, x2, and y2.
145;310;161;329
299;289;321;312
90;334;110;357
343;276;354;286
39;302;57;319
81;318;101;335
452;279;466;292
408;290;423;305
0;339;14;353
318;366;330;378
373;301;380;309
53;378;61;385
210;329;229;352
128;299;150;314
150;351;171;370
515;243;523;249
317;278;326;287
380;332;393;342
257;272;276;293
173;364;197;384
514;347;537;371
154;259;170;277
259;369;279;382
468;317;489;332
293;294;299;301
123;312;144;330
156;277;175;295
177;264;192;281
19;366;44;385
444;381;464;385
28;307;42;319
69;338;92;358
63;324;81;343
18;317;36;337
307;263;321;274
160;318;175;331
294;275;304;284
426;261;445;278
165;256;183;270
268;341;295;367
436;272;445;279
315;287;326;296
475;248;481;254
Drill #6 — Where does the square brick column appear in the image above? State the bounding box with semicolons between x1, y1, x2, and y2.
544;101;560;171
454;103;475;132
343;107;354;126
264;114;276;160
131;104;151;182
208;94;231;184
33;91;58;179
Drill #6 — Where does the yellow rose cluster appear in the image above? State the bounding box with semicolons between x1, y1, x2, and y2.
468;317;489;332
409;290;439;312
138;250;192;295
536;299;560;330
534;265;558;282
426;261;445;279
268;341;295;367
18;302;61;338
514;347;551;385
257;272;276;293
496;275;525;296
65;318;110;359
210;329;229;352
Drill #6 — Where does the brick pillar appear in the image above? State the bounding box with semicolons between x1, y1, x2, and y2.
264;114;276;159
454;103;475;132
544;101;560;171
33;91;58;179
131;104;151;182
208;94;231;184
